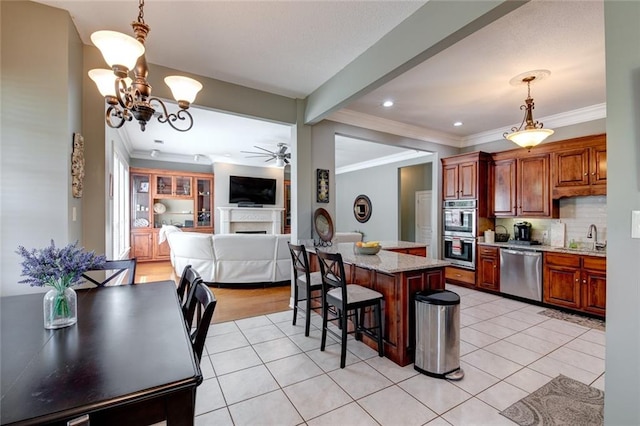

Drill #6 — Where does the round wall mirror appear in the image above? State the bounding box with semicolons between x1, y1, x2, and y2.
314;208;334;242
353;194;372;223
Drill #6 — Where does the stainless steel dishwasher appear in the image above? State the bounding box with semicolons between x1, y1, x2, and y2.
499;248;543;302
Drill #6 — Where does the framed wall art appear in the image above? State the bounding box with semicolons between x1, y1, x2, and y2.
353;194;372;223
71;133;85;198
316;168;329;203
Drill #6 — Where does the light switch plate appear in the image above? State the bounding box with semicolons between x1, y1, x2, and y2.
632;210;640;239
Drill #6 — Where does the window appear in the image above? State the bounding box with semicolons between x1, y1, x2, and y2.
111;150;129;259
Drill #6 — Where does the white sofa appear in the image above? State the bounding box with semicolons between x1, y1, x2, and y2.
332;232;363;243
165;231;291;285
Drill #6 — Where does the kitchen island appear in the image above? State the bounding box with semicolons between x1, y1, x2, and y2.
308;242;449;366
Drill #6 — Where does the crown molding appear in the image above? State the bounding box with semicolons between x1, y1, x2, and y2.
328;109;463;147
336;150;433;175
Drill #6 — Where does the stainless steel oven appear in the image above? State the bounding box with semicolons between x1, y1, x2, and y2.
443;200;476;237
443;236;476;269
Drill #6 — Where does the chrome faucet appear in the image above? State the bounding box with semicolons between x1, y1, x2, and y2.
587;224;607;251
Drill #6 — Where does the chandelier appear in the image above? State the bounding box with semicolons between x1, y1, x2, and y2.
503;70;554;149
88;0;202;132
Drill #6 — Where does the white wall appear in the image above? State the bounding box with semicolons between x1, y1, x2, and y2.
212;163;285;233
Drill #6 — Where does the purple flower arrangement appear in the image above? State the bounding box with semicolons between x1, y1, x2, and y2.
16;240;106;289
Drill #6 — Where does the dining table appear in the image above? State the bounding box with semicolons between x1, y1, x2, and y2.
0;280;202;426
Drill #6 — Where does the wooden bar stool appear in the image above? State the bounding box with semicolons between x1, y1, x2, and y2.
288;242;323;336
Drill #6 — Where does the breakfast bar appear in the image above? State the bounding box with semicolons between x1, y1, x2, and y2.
308;242;449;366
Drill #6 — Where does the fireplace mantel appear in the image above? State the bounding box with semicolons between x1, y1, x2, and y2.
217;207;284;234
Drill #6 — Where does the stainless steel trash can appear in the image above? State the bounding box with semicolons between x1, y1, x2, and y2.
414;289;464;380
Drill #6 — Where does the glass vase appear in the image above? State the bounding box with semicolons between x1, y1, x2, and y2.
43;287;77;329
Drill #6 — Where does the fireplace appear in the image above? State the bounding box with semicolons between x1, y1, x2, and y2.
235;230;267;234
217;207;284;234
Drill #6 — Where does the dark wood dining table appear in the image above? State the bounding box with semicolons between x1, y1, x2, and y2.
1;280;202;426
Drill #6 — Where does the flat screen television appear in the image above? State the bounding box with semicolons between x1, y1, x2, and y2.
228;175;277;205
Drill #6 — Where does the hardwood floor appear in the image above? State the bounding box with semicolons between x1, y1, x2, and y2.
135;261;292;323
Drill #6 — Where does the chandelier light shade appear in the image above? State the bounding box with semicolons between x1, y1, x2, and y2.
504;70;554;149
89;0;202;132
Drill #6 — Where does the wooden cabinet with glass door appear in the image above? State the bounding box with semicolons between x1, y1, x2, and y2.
284;180;291;234
130;168;214;262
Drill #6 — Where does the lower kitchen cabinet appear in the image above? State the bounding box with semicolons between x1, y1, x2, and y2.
445;266;475;287
543;252;606;317
385;247;427;257
476;246;500;292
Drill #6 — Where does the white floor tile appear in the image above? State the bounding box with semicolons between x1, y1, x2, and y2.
207;321;240;337
217;364;279;405
528;356;599;384
275;320;308;337
591;373;605;391
234;315;272;330
547;346;605;375
307;402;378;426
252;336;302;363
504;310;548;325
461;349;522;379
460;340;479;356
462;306;499;320
210;346;262;376
358;385;437;426
536;318;590;337
328;361;393;399
504;332;562;355
266;353;324;387
460;312;484;327
425;417;453;425
566;337;606;359
503;367;553;393
195;378;227;416
484;340;543;366
460;327;500;348
205;330;250;354
289;327;336;352
451;362;500;395
473;302;515;316
485;315;532;332
469;320;517;339
580;328;606;345
228;390;303;426
195;407;234;426
347;339;380;361
283;374;353;420
398;373;472;415
266;309;294;324
365;356;419;383
200;355;216;379
442;397;514;426
242;323;287;344
306;344;361;372
521;325;575;346
476;381;529;411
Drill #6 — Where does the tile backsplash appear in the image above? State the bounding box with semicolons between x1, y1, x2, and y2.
495;196;607;248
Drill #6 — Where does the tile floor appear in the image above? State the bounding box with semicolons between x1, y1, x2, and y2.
193;284;605;425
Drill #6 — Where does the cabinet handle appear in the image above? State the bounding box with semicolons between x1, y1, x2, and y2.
592;172;596;176
584;172;589;176
583;279;587;283
575;278;579;282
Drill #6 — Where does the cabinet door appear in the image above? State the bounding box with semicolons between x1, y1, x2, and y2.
590;145;607;188
196;178;213;228
442;164;459;200
543;264;581;309
553;148;589;188
581;268;606;316
492;159;517;217
284;180;291;233
131;232;153;260
458;161;477;199
518;154;551;216
131;173;152;229
154;175;193;198
153;232;171;260
476;246;499;291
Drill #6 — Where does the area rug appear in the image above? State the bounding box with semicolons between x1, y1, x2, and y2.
500;375;604;426
538;308;605;331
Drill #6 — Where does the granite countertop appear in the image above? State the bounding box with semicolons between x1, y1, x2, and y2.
378;241;427;250
478;241;607;258
311;242;449;274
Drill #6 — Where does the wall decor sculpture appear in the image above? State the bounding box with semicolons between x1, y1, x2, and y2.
316;169;329;203
354;194;372;223
71;133;85;198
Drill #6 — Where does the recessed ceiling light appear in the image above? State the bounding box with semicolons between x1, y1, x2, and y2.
453;121;463;127
382;100;394;108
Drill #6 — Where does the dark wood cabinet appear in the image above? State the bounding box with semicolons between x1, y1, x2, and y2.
442;152;491;216
543;252;606;317
445;266;475;288
476;246;500;292
491;152;558;218
384;247;427;257
552;134;607;198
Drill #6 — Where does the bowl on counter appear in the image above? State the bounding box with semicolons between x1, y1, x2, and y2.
354;245;381;255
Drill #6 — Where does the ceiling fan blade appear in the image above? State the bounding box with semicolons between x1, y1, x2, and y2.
278;144;288;154
252;146;275;154
241;150;273;156
284;158;290;164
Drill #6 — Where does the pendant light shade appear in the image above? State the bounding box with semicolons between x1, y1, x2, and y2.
90;30;144;73
505;128;554;149
164;76;203;105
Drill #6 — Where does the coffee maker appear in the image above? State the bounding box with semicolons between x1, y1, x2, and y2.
514;221;532;241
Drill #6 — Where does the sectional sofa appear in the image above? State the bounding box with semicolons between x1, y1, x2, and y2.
165;230;291;285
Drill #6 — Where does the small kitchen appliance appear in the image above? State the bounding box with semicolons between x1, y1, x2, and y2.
514;221;532;241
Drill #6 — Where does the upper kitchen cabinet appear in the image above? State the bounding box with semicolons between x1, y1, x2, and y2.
442;152;491;216
551;134;607;198
491;151;559;218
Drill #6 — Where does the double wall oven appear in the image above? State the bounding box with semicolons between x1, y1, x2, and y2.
443;200;476;269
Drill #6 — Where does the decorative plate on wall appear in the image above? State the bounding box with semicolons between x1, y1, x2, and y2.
314;208;334;242
153;202;167;214
353;194;372;223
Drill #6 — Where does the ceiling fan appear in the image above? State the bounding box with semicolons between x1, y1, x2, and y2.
242;142;291;167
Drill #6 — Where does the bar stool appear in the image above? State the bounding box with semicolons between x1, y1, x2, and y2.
288;242;323;336
316;250;384;368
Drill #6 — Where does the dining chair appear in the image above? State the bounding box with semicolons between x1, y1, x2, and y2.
288;242;323;336
316;250;384;368
183;281;217;362
81;258;137;287
177;265;201;313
